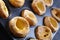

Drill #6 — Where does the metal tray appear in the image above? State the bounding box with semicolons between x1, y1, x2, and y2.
0;0;60;40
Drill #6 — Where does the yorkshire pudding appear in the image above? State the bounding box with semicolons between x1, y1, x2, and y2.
44;16;59;32
9;0;25;7
9;16;30;37
21;10;37;26
32;0;46;15
35;26;52;40
51;8;60;22
0;0;9;19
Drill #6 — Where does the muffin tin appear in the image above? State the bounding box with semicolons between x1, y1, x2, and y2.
0;0;60;40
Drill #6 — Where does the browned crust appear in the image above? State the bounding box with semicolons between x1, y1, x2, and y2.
35;26;42;40
21;10;37;26
43;16;59;32
9;0;25;7
0;0;9;19
35;26;52;40
32;2;40;15
31;0;46;16
9;24;27;37
9;17;30;37
51;8;60;22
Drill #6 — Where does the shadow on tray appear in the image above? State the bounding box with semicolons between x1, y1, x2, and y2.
0;23;13;40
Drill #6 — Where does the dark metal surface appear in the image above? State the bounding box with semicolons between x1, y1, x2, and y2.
0;0;60;40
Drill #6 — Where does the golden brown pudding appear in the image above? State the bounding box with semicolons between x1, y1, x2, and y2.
0;0;9;19
35;26;52;40
44;16;59;32
32;0;46;15
51;8;60;21
9;0;25;7
9;16;30;37
21;10;37;26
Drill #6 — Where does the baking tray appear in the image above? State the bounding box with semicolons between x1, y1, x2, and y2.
0;0;60;40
